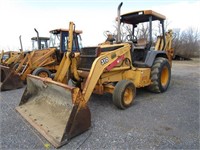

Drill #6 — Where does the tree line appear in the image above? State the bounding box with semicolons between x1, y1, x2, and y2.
113;21;200;59
173;28;200;58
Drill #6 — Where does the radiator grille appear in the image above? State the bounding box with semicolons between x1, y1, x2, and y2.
78;45;123;70
78;47;99;70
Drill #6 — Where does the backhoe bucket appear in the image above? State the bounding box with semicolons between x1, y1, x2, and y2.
0;65;24;91
16;75;91;148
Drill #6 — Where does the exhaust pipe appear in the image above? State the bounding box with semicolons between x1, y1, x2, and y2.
19;35;23;52
117;2;123;43
34;28;41;50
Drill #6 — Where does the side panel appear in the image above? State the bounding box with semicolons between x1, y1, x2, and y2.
145;50;168;67
122;68;151;88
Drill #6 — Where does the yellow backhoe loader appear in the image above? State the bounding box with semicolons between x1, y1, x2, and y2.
0;30;49;90
0;32;50;91
0;36;23;66
16;3;173;148
0;50;22;67
0;29;49;67
0;27;82;91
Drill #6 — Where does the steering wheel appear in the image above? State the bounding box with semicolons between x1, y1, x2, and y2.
126;34;137;43
103;31;115;42
103;31;112;37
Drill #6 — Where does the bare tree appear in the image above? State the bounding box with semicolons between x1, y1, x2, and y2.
112;20;200;59
173;27;200;58
112;21;149;42
137;23;149;39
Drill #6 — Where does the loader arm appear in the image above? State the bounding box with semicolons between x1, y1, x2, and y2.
30;48;56;67
54;22;75;83
82;43;131;103
0;50;4;63
53;52;71;83
19;48;56;80
12;52;24;65
15;53;29;73
5;55;18;65
2;51;22;66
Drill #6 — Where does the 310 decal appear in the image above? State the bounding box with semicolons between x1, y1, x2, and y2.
101;57;109;65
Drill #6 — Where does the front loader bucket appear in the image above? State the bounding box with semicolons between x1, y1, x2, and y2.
16;75;91;148
0;65;24;91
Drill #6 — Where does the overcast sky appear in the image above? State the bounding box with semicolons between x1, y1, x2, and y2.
0;0;199;51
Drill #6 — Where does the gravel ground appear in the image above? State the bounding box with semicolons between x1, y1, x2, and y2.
0;59;199;150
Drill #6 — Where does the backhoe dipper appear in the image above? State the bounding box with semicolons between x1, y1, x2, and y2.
16;3;173;148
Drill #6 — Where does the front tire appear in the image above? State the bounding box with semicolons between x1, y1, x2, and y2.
32;67;51;78
113;80;136;109
147;57;171;93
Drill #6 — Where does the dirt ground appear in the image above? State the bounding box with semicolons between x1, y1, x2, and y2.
0;58;199;149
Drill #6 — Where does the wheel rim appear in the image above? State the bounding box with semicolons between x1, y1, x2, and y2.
161;66;169;87
123;86;133;105
38;72;49;78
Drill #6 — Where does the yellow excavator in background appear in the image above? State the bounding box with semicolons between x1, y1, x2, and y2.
16;3;174;148
0;27;83;91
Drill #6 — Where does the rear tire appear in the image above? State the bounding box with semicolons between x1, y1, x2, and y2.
113;80;136;109
147;57;171;93
32;67;51;78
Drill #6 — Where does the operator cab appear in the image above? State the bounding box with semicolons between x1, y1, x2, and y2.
120;10;166;67
31;37;50;50
49;29;83;62
49;29;83;52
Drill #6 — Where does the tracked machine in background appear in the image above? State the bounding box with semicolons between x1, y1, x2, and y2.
0;26;82;91
16;2;173;148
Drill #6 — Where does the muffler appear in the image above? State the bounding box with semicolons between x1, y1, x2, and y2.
16;75;91;148
0;65;24;91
